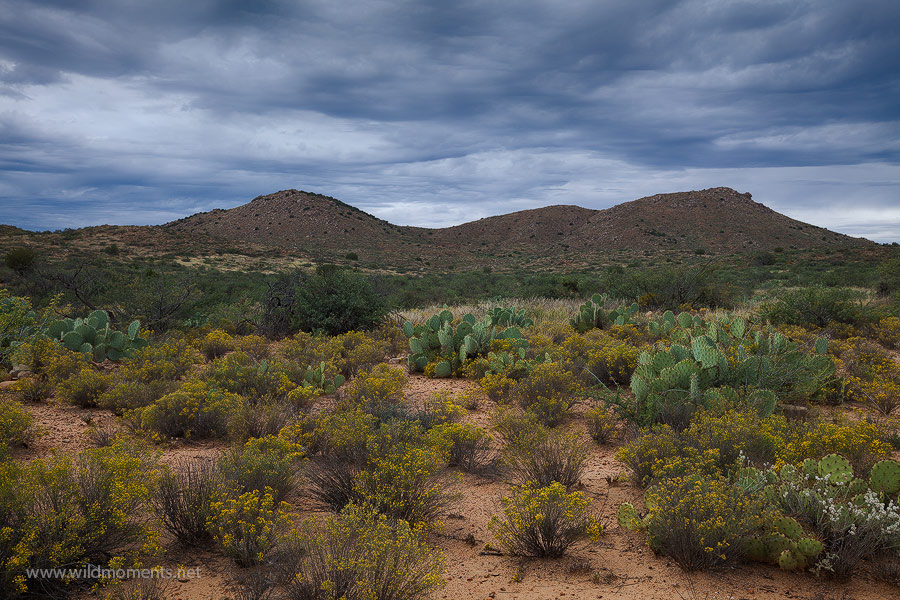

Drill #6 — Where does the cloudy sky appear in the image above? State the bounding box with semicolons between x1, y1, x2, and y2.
1;1;898;241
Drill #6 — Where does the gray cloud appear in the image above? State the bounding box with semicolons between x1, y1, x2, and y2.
0;0;898;240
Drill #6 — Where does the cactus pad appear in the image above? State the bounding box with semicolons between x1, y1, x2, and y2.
869;459;900;496
818;454;853;484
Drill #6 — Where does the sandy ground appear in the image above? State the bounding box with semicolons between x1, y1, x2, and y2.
3;368;898;600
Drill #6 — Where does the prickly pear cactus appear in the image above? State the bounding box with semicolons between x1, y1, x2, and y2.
869;459;900;496
818;454;853;484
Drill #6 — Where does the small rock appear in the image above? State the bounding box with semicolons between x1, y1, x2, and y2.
0;380;16;390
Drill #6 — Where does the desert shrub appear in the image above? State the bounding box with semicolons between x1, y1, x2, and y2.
99;379;180;412
0;397;32;454
155;458;222;546
642;475;765;570
311;408;377;462
291;265;388;336
511;361;579;426
279;503;445;600
780;418;891;475
585;405;618;444
219;435;304;502
491;407;543;448
479;371;515;402
137;379;244;439
10;337;85;382
55;367;112;407
873;316;900;350
343;363;407;411
3;247;36;274
760;286;873;328
561;329;647;386
426;423;493;473
200;329;234;361
9;376;52;402
304;457;362;512
230;398;297;440
489;482;602;558
325;330;387;378
0;441;159;597
235;334;270;359
0;291;38;368
207;487;291;567
119;341;199;383
352;423;452;527
837;338;900;415
203;351;295;401
413;391;464;429
502;427;588;488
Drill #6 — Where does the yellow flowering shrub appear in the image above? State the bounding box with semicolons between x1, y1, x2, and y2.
0;440;160;597
199;329;234;361
585;405;618;444
118;341;199;383
416;391;464;428
207;487;291;567
426;423;492;473
642;475;767;570
55;367;112;408
479;371;515;403
220;435;304;502
285;384;319;412
235;334;269;359
874;316;900;350
137;379;244;439
284;503;446;600
98;341;199;412
779;417;891;473
98;379;179;413
489;482;602;558
203;351;294;400
834;338;900;414
10;337;85;383
325;330;388;377
0;397;31;453
560;329;648;386
310;408;376;461
353;425;451;527
511;361;579;426
344;363;407;410
9;376;52;402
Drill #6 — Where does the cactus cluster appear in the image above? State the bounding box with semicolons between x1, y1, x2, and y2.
403;309;529;378
630;312;832;421
46;310;148;361
744;514;824;571
484;348;551;377
570;293;639;333
301;361;345;394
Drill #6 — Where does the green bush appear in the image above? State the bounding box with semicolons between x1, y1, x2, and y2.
3;247;37;275
760;286;873;328
291;265;388;336
55;367;112;408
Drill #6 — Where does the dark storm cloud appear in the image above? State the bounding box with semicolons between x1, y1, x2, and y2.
0;0;898;240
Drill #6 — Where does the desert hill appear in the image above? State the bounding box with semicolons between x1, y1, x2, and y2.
162;187;869;268
1;187;873;272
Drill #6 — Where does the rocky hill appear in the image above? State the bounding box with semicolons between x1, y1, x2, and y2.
161;187;870;269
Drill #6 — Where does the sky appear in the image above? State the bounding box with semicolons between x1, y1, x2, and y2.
1;0;898;241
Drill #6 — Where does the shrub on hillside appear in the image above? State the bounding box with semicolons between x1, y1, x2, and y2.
760;286;874;328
